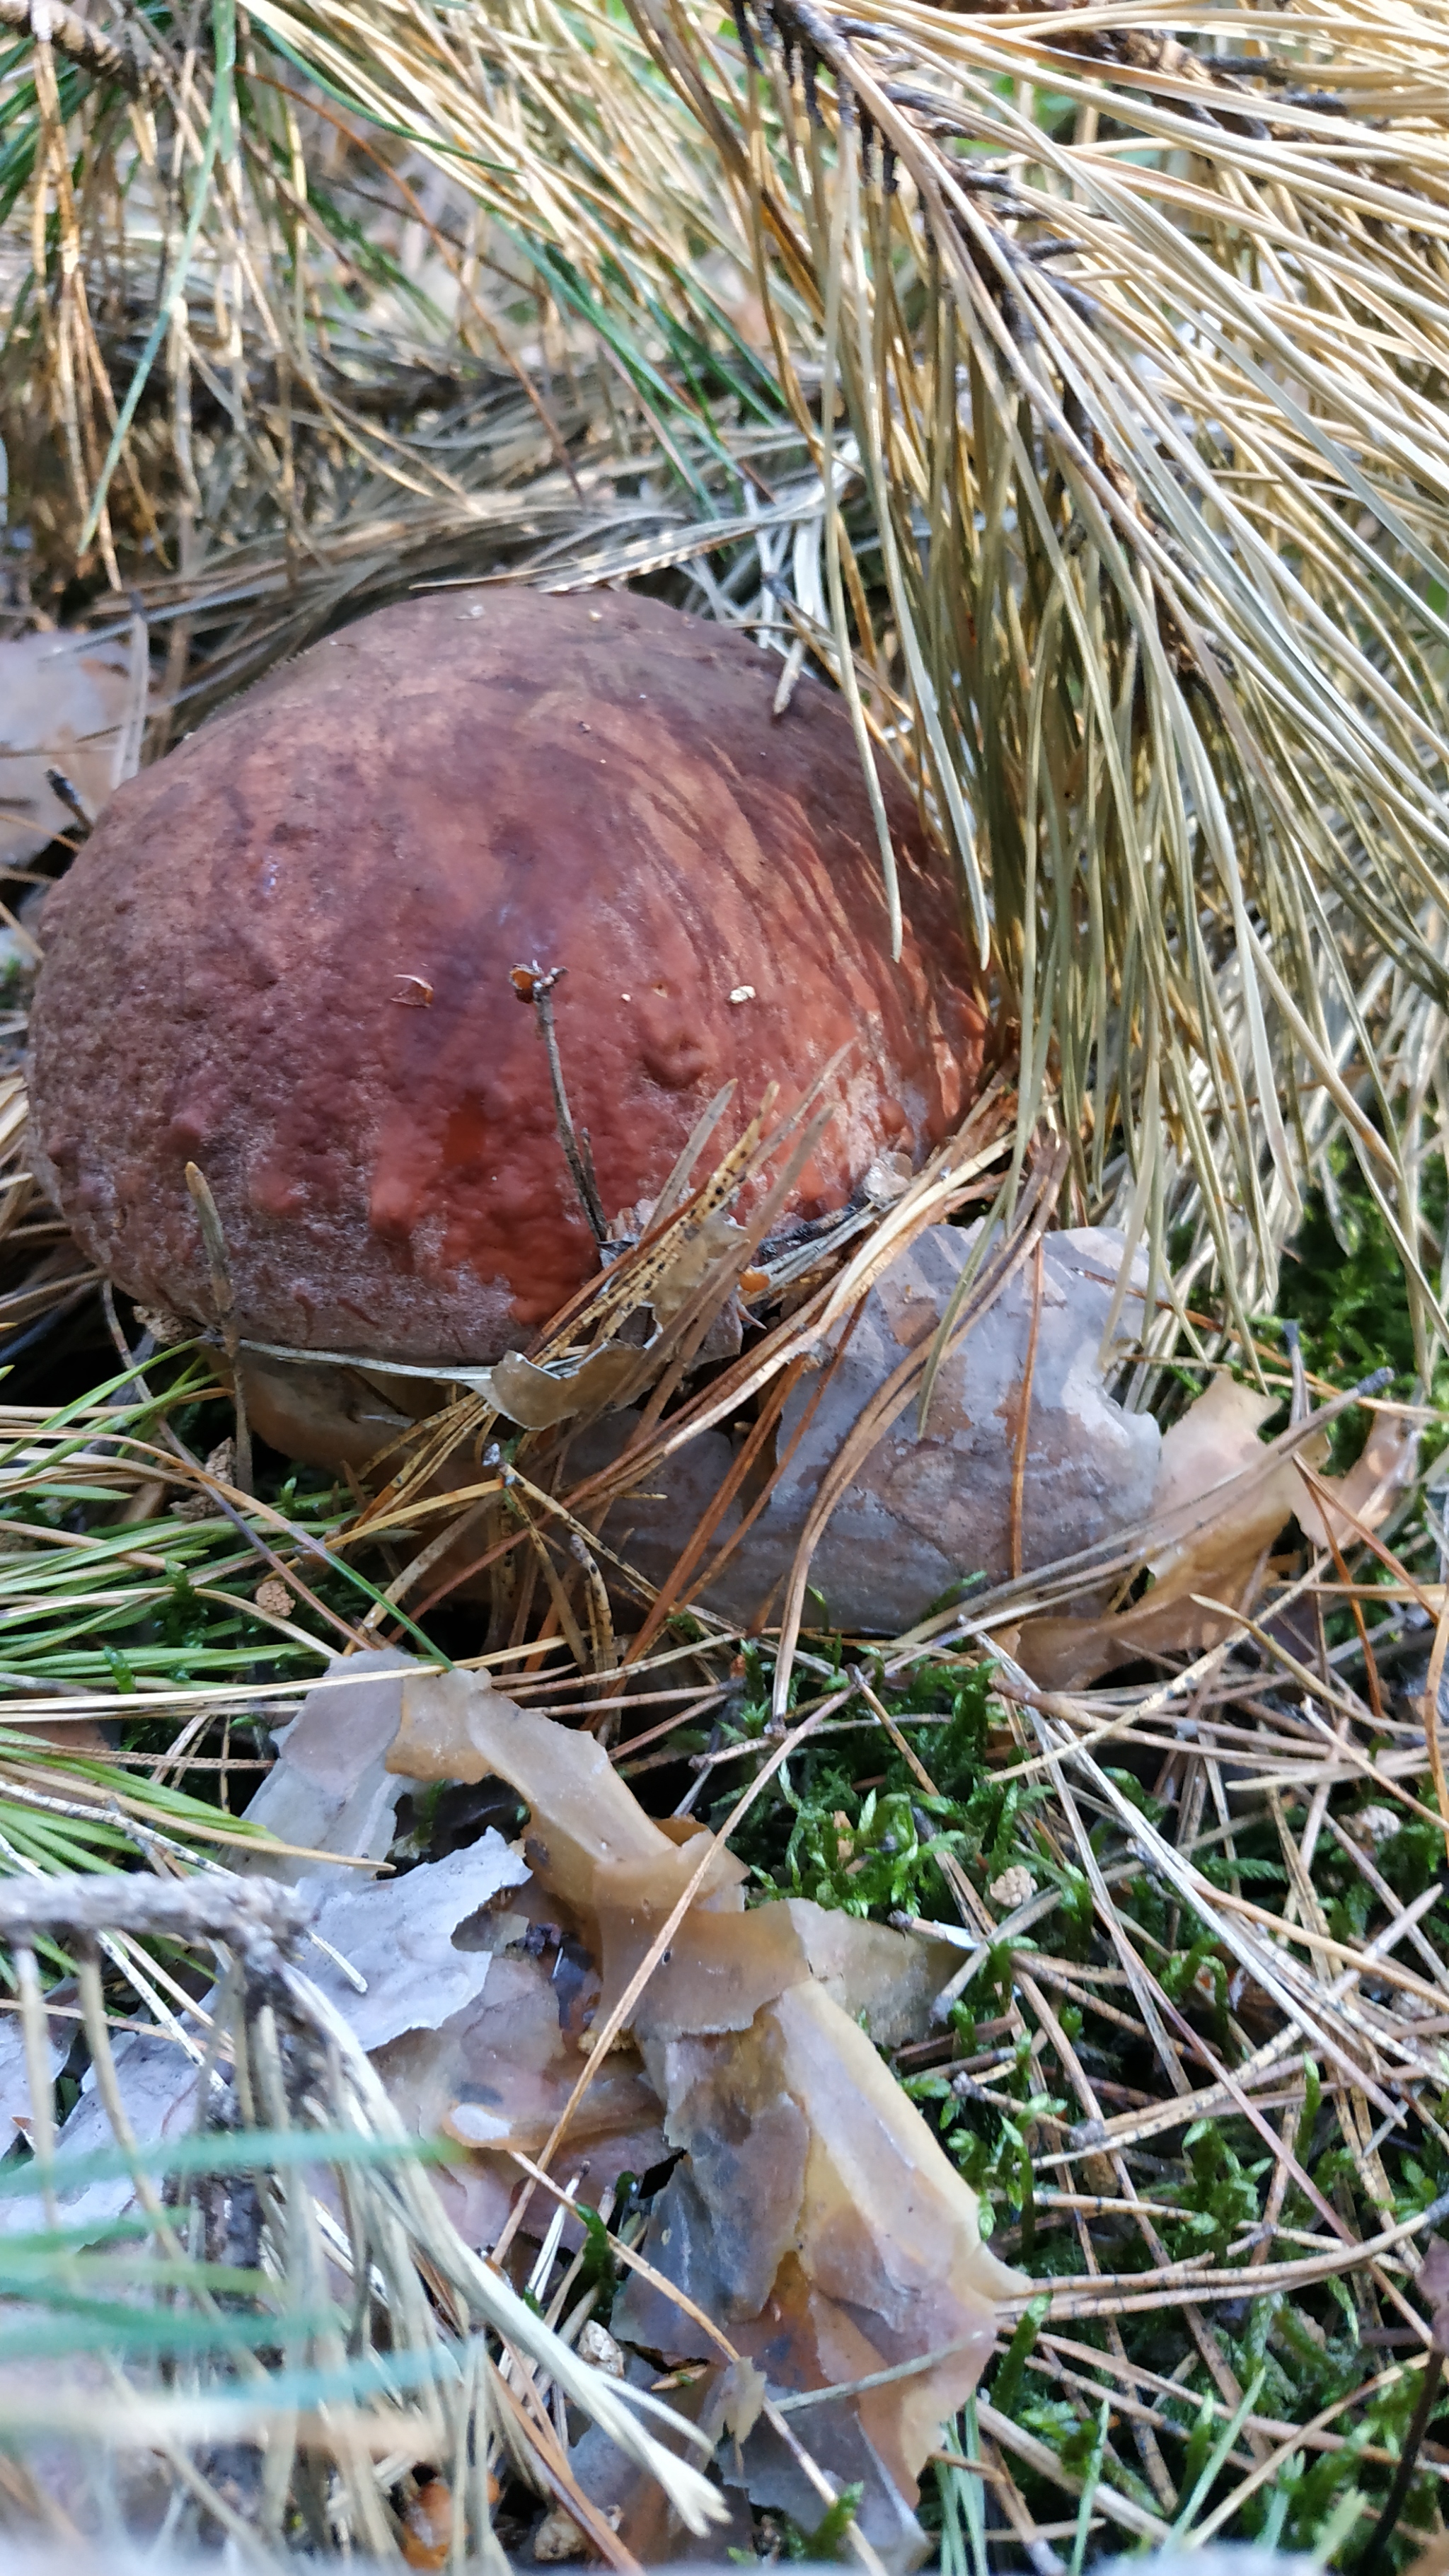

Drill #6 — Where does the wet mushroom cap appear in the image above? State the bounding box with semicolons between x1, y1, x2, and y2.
30;590;988;1365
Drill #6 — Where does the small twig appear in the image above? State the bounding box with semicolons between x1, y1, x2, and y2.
1358;2346;1443;2572
0;0;148;89
569;1529;618;1720
43;767;92;839
184;1160;253;1491
1010;1235;1046;1582
14;1943;58;2229
511;962;608;1244
0;1870;310;1948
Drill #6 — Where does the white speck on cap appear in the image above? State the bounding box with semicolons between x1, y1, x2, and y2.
729;984;756;1005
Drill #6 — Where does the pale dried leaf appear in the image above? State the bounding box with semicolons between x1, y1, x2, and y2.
301;1833;530;2050
489;1342;640;1429
532;2506;590;2560
1020;1377;1412;1687
0;630;137;867
389;1668;686;1914
241;1648;415;1884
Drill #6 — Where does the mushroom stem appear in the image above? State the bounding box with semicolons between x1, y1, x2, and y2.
184;1159;253;1493
510;960;609;1247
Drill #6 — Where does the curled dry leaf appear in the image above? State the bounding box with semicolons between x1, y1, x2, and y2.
1018;1377;1419;1688
386;1664;1022;2569
240;1648;420;1885
578;1225;1162;1633
593;1877;962;2052
489;1341;642;1430
1298;1402;1421;1555
732;1223;1161;1631
54;1648;1016;2558
389;1930;669;2256
565;1221;1416;1690
387;1673;728;1923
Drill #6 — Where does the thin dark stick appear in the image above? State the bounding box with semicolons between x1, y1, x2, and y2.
185;1160;253;1491
44;768;92;839
1358;2346;1442;2572
511;961;608;1244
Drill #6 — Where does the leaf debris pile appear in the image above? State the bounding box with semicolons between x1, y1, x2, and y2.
0;1088;1438;2563
7;0;1449;2552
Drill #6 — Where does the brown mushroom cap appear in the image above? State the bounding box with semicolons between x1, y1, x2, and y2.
30;591;987;1365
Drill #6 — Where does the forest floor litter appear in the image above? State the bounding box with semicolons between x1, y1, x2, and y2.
6;4;1449;2551
0;1066;1440;2567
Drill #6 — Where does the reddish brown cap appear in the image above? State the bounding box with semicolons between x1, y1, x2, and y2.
30;590;986;1364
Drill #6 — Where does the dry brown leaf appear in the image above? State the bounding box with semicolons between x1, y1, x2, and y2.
594;1888;959;2050
489;1342;640;1429
638;1224;1162;1634
1296;1405;1419;1553
384;1671;1022;2561
616;1982;1023;2553
388;1668;735;1919
1018;1377;1414;1688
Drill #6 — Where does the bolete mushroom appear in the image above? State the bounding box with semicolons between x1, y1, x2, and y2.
30;591;986;1406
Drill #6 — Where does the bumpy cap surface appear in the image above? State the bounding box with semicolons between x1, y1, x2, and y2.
30;590;986;1363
